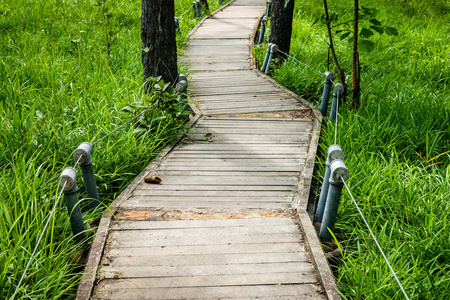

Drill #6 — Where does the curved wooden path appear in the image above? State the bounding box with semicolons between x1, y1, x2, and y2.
77;0;340;299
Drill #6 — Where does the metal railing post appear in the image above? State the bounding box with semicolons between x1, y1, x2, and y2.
59;168;86;243
265;0;272;17
319;159;349;241
261;43;271;73
257;16;268;44
191;2;198;18
196;0;202;18
330;83;344;121
73;142;101;211
176;74;189;123
320;71;336;116
263;43;278;75
175;17;181;36
316;144;344;222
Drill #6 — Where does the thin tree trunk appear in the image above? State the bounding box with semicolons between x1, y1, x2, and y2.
352;0;361;108
141;0;178;85
268;0;295;59
324;0;345;90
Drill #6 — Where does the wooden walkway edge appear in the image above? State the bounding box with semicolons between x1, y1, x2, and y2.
77;1;341;299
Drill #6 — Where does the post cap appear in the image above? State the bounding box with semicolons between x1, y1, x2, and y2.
178;74;187;82
174;17;179;22
327;144;344;162
175;80;188;93
333;83;345;95
269;43;279;53
324;71;336;82
58;167;78;192
267;0;272;4
73;142;93;165
262;16;268;24
191;1;197;7
329;159;349;184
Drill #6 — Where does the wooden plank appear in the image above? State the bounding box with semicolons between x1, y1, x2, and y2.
131;190;293;197
105;252;309;268
156;166;302;172
147;171;299;177
121;200;291;210
96;272;317;289
112;217;296;229
98;261;314;278
108;231;302;248
92;284;323;299
135;175;297;185
137;184;295;191
106;242;304;256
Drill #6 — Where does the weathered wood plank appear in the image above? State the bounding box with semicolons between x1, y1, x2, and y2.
121;200;291;210
92;284;323;299
96;272;318;289
137;184;295;191
131;190;294;197
106;242;304;257
105;252;309;268
98;261;315;278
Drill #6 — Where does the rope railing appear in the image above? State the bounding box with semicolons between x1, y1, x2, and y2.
341;177;411;300
11;75;189;300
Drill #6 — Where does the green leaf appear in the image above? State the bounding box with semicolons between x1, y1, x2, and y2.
340;32;351;40
359;39;375;52
370;25;384;35
369;18;381;26
360;28;374;38
336;30;344;34
120;105;135;113
385;26;398;36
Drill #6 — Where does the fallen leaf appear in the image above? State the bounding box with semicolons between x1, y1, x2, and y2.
208;61;215;64
145;176;162;184
205;133;213;137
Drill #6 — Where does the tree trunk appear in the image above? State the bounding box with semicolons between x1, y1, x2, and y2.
324;0;346;103
268;0;295;59
141;0;178;85
351;0;361;108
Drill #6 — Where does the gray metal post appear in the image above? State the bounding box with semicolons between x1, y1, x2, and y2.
176;74;189;123
73;142;100;210
320;71;336;116
196;0;202;18
265;0;272;17
59;168;86;243
175;17;181;36
261;43;272;72
191;2;198;18
319;159;349;241
330;83;344;121
257;16;268;44
316;144;344;222
264;43;278;75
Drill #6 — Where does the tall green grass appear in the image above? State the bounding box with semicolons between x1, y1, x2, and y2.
256;0;449;298
0;0;228;298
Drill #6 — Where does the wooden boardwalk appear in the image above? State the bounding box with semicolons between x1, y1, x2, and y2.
77;0;340;299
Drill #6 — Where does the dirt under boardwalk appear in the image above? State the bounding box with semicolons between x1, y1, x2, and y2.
79;0;338;299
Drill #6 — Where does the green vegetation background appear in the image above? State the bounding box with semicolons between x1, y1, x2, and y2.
255;0;449;299
0;0;225;298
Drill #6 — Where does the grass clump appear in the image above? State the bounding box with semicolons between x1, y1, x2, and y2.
0;0;229;298
256;0;449;299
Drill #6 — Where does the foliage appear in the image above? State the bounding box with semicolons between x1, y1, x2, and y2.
255;0;449;298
